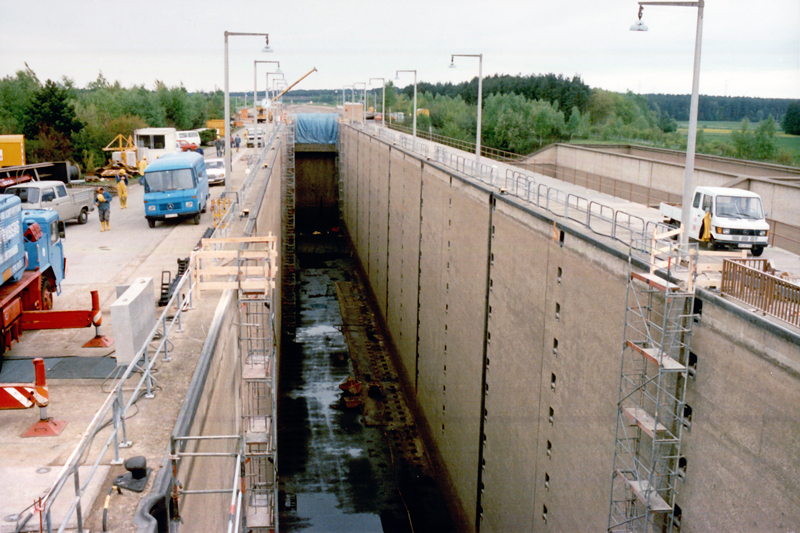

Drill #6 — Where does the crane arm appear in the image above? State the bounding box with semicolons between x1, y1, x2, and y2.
273;67;317;101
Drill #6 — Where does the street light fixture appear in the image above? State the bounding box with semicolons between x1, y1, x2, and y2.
224;31;271;193
631;1;704;247
450;54;483;163
395;70;417;137
370;78;386;126
254;60;280;131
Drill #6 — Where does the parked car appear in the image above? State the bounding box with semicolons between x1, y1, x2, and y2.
206;158;225;185
176;139;204;155
5;180;95;224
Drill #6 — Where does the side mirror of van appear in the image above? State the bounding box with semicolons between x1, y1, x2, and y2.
58;220;66;239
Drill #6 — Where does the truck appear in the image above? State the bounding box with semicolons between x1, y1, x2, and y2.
5;181;96;225
0;196;63;370
660;186;770;256
246;127;265;148
142;152;209;227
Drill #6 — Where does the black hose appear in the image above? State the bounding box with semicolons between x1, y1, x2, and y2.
102;485;122;532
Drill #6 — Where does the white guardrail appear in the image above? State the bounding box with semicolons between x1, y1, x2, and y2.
354;122;669;248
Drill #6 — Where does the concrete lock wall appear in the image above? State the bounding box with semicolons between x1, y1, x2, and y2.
339;125;800;532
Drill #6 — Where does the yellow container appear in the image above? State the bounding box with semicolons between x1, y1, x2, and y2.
0;135;25;168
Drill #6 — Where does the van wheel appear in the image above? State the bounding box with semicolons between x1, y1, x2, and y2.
41;278;54;311
752;245;765;257
148;219;156;228
201;201;207;214
77;208;88;225
193;213;201;225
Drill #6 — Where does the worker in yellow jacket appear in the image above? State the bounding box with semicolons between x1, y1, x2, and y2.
115;170;128;209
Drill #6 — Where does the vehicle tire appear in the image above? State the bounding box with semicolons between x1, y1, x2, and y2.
201;201;207;214
193;213;201;225
77;207;89;225
148;218;156;228
752;245;765;257
41;278;54;311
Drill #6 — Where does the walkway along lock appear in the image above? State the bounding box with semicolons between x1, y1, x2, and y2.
0;357;67;437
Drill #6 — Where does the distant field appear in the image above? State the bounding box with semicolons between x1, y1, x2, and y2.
678;120;800;159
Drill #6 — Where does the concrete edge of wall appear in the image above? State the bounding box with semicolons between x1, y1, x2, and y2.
697;287;800;378
133;289;236;533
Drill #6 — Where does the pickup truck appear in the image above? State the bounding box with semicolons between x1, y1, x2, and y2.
660;186;770;256
5;180;96;224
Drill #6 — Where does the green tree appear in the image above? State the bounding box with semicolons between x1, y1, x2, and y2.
566;106;588;139
781;102;800;135
23;80;83;163
0;65;41;134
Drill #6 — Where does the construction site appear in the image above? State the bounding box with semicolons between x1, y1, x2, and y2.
0;107;797;533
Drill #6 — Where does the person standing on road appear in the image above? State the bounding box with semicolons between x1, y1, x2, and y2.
215;137;223;157
96;186;112;232
115;170;128;209
235;134;241;152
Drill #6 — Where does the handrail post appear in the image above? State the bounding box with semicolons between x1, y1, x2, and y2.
162;315;171;362
74;469;84;533
144;350;155;398
177;290;184;333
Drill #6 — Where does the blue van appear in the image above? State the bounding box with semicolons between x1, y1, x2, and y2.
142;152;209;228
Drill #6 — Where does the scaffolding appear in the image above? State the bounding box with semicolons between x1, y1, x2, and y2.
239;287;278;533
608;226;698;533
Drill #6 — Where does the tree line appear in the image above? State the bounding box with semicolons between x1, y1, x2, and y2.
1;66;797;173
643;94;796;123
0;66;224;173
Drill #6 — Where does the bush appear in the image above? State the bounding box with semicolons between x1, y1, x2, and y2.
199;128;217;146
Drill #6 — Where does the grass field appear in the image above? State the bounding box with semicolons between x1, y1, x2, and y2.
678;120;800;161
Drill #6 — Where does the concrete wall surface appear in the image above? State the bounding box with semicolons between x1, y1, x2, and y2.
526;144;800;227
339;126;800;532
177;293;241;532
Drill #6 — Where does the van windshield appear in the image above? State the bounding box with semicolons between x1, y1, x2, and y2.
715;195;764;220
145;169;196;192
7;187;38;203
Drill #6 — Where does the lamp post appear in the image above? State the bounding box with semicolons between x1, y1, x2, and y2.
450;54;483;163
224;31;272;193
395;70;417;137
632;1;704;247
370;78;385;126
354;82;367;122
266;71;284;112
343;85;354;118
254;61;280;129
273;80;287;119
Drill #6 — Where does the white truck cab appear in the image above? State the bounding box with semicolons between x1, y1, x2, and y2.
660;186;770;256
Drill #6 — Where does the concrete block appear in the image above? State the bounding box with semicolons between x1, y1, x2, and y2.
110;277;156;366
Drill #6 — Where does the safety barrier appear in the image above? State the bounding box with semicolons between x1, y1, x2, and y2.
721;259;800;328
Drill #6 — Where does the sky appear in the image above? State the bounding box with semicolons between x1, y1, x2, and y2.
1;0;799;100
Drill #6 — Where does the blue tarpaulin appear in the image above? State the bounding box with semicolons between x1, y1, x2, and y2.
295;113;339;144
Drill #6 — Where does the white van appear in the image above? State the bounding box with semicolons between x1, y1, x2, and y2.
176;130;203;148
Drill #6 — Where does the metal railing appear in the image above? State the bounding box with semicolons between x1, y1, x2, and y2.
360;124;660;252
386;122;522;162
32;258;199;533
721;259;800;328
